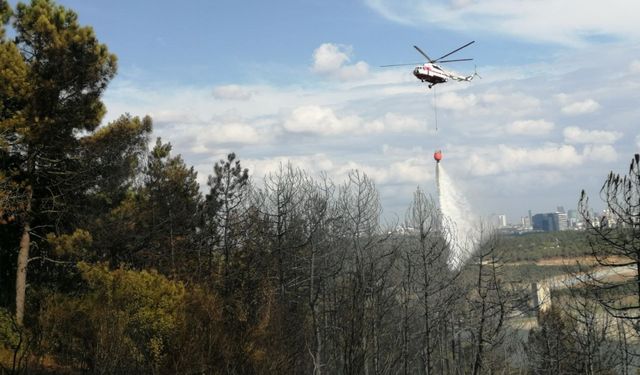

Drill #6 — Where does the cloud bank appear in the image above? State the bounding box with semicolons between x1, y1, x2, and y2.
104;41;639;220
364;0;639;46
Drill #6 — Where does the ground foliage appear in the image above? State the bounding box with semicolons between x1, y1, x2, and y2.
497;231;593;262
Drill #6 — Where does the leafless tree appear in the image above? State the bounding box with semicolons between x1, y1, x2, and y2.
402;188;457;375
561;286;620;374
252;163;315;298
579;154;640;327
462;224;510;375
302;173;343;375
328;170;397;375
526;307;576;374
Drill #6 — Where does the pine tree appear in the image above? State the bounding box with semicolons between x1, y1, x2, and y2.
0;0;116;325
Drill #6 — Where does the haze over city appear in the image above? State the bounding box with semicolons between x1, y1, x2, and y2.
21;0;640;220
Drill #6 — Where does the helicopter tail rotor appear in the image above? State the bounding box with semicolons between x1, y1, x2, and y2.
473;65;482;79
465;65;481;81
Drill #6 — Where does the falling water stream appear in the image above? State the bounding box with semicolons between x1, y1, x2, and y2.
436;163;478;268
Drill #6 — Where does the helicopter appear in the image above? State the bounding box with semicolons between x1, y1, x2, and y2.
382;41;479;89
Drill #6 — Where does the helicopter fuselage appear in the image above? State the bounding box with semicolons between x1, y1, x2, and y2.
381;42;476;88
413;64;448;87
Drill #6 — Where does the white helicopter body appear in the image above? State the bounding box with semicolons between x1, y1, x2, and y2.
383;41;478;89
413;63;475;88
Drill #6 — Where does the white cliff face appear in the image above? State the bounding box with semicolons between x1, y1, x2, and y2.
436;163;478;268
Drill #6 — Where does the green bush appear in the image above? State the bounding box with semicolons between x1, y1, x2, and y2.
40;262;185;373
0;308;19;350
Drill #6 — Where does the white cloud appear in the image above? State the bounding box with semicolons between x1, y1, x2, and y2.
555;94;600;115
630;60;640;74
480;92;541;115
331;160;429;185
364;0;639;46
468;144;583;176
382;112;426;132
312;44;349;73
382;144;426;157
312;43;370;81
212;84;253;100
583;144;618;163
283;105;363;135
436;90;540;116
245;154;432;187
554;93;570;104
563;126;622;144
215;122;263;144
561;99;600;115
386;159;432;183
150;109;201;125
158;119;270;150
637;135;640;149
506;119;554;136
465;143;620;177
438;92;478;111
282;106;426;136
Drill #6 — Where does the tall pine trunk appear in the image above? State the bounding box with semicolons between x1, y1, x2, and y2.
15;221;30;325
15;184;31;326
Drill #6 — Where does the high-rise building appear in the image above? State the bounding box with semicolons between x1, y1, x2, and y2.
521;216;531;229
567;209;578;228
497;214;507;227
602;208;617;228
556;211;568;231
532;213;559;232
489;213;507;228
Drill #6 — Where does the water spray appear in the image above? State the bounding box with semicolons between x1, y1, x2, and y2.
435;156;477;269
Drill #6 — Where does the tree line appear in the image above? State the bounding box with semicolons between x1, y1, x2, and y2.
2;1;640;374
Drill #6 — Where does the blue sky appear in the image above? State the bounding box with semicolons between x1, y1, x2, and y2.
8;0;640;223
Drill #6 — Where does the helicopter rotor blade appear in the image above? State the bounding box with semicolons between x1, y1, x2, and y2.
433;41;475;62
380;62;424;67
436;58;473;63
413;45;433;62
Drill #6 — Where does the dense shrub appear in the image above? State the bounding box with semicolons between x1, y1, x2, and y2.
40;262;185;374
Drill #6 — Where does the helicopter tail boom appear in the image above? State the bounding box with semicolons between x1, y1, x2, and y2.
452;66;481;82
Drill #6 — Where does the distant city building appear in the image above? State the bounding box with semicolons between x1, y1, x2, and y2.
532;213;559;232
567;209;578;228
602;209;617;228
591;212;601;227
497;214;507;227
555;206;568;231
521;216;531;229
578;209;601;227
556;211;568;231
489;213;507;228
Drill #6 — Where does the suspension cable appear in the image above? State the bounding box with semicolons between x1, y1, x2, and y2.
433;86;438;132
